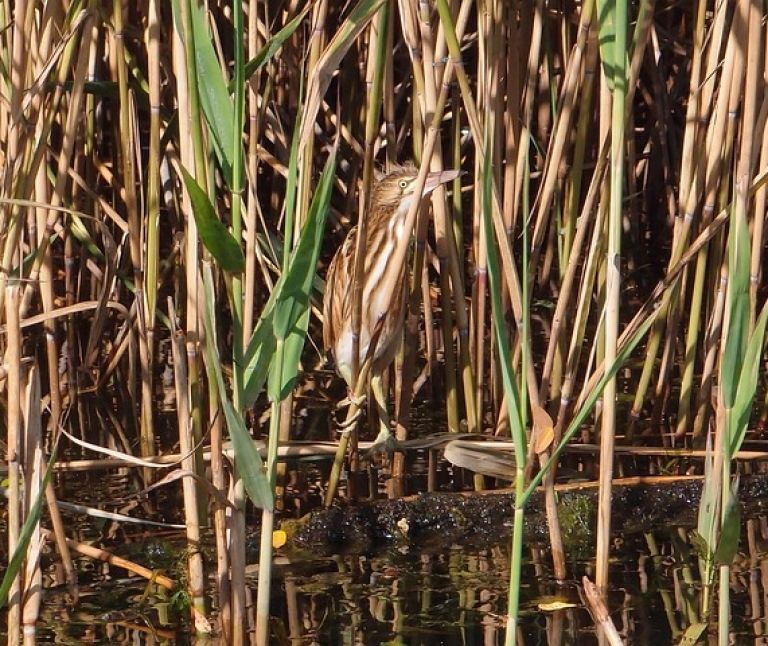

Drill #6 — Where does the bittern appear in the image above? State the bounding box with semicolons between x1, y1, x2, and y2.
323;164;461;450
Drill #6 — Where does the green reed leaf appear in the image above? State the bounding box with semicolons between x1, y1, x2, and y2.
189;0;234;184
695;432;717;586
482;147;525;464
237;5;312;87
714;477;741;566
721;212;751;409
201;265;273;510
267;148;336;401
180;165;245;273
242;147;336;405
729;301;768;457
595;0;628;93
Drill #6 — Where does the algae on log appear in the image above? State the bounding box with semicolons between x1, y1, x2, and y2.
282;475;768;554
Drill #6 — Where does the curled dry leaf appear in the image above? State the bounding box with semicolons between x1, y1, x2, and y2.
533;406;555;454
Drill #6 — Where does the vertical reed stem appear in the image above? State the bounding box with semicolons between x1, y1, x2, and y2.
595;0;628;599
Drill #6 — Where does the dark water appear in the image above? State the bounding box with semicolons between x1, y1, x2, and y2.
8;510;768;644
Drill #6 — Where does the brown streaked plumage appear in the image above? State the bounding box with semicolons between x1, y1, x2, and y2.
323;164;461;448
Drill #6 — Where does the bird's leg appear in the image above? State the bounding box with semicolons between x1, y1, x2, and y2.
367;373;400;454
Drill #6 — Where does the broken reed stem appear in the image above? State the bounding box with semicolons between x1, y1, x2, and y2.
582;576;624;646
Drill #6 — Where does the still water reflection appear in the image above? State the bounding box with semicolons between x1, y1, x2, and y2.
19;515;768;644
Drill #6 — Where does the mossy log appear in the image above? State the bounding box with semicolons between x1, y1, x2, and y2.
282;474;768;554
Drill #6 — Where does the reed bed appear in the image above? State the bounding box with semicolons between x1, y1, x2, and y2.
1;0;767;643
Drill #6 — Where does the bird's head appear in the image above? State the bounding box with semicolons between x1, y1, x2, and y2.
371;164;462;215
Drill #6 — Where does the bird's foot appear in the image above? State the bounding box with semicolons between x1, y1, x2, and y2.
334;393;367;431
366;428;402;457
336;392;366;410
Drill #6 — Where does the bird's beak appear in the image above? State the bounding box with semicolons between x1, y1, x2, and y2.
421;169;463;197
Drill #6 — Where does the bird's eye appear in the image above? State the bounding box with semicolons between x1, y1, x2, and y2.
398;179;408;189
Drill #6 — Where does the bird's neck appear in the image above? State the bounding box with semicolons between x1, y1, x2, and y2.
358;200;413;304
365;200;412;269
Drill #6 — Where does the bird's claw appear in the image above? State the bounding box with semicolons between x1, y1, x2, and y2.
335;408;361;431
335;393;366;410
333;393;366;431
366;428;402;457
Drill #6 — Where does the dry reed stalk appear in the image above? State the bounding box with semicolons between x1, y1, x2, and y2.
395;0;464;489
400;0;464;439
111;0;154;478
510;0;544;231
0;0;30;322
297;1;328;228
5;286;22;646
750;29;768;327
501;1;521;237
560;22;595;276
31;43;78;599
21;366;42;646
42;470;76;602
420;246;436;402
529;0;594;279
444;86;463;433
57;535;175;590
736;1;764;329
472;0;499;435
145;0;162;343
175;5;235;637
434;0;477;439
33;0;63;444
692;266;727;441
666;12;746;439
629;0;730;438
676;0;707;213
594;0;629;590
243;0;264;342
170;299;208;631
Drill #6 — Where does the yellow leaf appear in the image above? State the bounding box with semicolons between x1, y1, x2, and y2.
538;600;578;612
272;530;287;549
